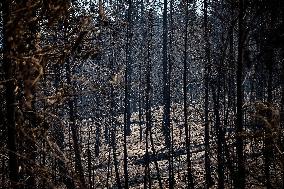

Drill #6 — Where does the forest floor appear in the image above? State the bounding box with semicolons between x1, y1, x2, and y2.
72;103;270;188
77;104;208;188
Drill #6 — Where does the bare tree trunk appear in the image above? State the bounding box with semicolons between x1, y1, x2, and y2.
25;6;38;188
203;0;213;187
139;0;146;143
124;0;133;137
106;144;111;189
2;1;19;187
149;132;163;189
281;48;284;188
144;14;152;188
143;10;163;189
123;1;134;188
110;36;122;189
235;0;245;188
162;0;171;149
53;62;75;189
66;59;86;188
183;0;194;188
212;87;224;189
264;46;273;189
162;0;173;187
87;125;93;189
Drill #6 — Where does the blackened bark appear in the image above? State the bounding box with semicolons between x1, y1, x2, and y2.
124;0;133;137
53;63;75;189
106;143;112;189
162;0;173;188
212;88;224;189
235;0;245;188
95;124;101;157
144;72;151;188
25;5;38;188
1;157;5;187
143;10;164;189
168;1;175;187
123;1;133;188
87;121;93;187
66;59;86;188
144;11;152;188
87;145;93;188
110;37;122;189
264;45;273;189
149;130;163;189
203;0;213;187
111;119;122;189
139;0;146;143
183;0;194;188
2;1;19;187
281;48;284;188
162;0;171;149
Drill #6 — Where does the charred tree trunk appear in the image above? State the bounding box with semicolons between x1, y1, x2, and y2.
144;10;152;188
2;1;19;187
139;0;146;142
123;1;134;188
281;47;284;188
235;0;245;188
203;0;213;187
162;0;173;187
53;62;75;189
183;0;194;188
162;0;171;149
264;45;273;189
65;59;86;188
110;33;122;189
124;0;133;137
212;86;224;189
143;10;163;189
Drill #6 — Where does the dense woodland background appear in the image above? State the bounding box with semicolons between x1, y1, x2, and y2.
0;0;283;188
